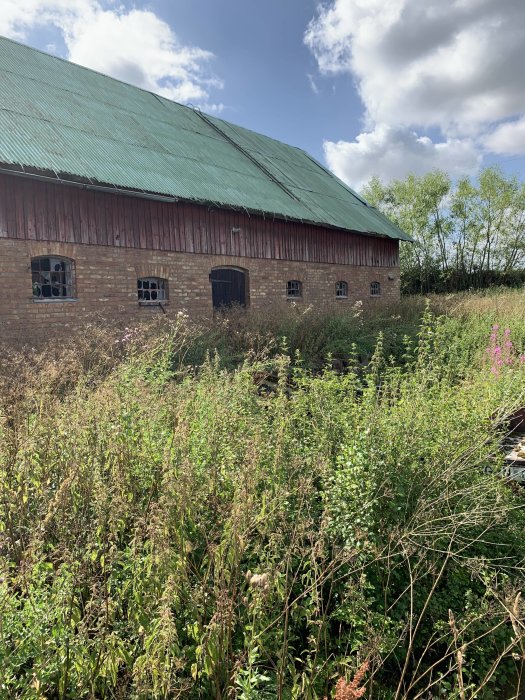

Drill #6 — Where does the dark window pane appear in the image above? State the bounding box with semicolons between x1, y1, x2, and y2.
336;281;348;297
31;257;74;299
287;280;301;297
137;277;167;302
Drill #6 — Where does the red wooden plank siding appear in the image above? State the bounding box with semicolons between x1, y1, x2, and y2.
0;174;400;267
105;193;113;248
25;179;36;240
0;180;6;237
14;180;25;239
34;183;46;240
171;203;177;251
69;188;80;245
7;178;15;237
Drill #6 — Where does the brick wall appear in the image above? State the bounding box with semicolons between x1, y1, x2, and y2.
0;238;400;340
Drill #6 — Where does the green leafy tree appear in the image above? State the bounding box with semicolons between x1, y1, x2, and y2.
363;167;525;293
362;171;452;293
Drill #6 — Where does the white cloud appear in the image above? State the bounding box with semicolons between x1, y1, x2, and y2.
305;0;525;137
305;0;525;183
0;0;222;105
325;125;481;191
484;118;525;156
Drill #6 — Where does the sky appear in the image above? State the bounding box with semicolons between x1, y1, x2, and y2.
1;0;525;191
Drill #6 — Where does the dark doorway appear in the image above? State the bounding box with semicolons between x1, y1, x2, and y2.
210;267;248;309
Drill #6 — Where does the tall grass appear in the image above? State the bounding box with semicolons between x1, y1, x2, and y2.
1;292;525;699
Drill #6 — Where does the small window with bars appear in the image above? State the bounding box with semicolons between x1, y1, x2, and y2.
286;280;302;299
31;256;74;300
137;277;168;303
370;281;381;297
336;281;348;298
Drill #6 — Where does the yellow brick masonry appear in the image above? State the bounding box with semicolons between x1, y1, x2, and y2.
0;239;400;339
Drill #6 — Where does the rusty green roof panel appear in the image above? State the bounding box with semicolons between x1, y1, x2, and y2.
0;36;412;242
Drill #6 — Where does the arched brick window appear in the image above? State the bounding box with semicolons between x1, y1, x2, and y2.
31;256;74;300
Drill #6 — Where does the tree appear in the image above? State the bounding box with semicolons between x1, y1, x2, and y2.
362;167;525;293
362;171;452;293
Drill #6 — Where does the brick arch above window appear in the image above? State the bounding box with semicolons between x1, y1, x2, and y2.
134;263;171;281
28;242;77;260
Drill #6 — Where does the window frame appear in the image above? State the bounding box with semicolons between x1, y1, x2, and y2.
335;281;348;299
137;276;169;305
370;281;381;297
286;279;302;299
31;255;75;302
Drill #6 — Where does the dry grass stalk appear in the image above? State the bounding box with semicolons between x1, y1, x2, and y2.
449;609;466;700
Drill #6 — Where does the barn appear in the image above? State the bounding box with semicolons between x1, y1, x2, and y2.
0;36;410;338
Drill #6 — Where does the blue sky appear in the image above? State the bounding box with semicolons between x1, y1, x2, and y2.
2;0;525;190
153;0;363;157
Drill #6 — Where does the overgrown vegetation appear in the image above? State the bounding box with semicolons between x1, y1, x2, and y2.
1;291;525;699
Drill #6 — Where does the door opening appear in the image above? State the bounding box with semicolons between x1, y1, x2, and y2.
210;267;248;309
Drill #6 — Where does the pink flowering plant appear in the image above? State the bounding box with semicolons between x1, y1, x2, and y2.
486;324;525;375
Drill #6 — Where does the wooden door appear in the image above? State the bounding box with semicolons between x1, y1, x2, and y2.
210;268;247;308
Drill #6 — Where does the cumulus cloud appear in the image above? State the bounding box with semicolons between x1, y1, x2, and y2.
325;125;481;191
305;0;525;136
0;0;223;105
484;118;525;156
305;0;525;186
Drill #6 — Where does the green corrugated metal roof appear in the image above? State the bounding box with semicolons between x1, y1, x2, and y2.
0;36;412;242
